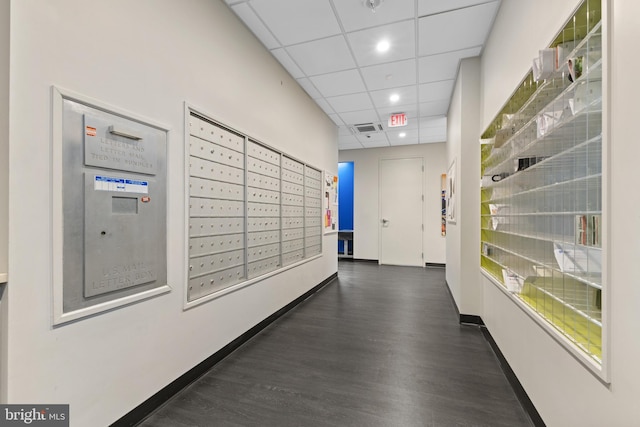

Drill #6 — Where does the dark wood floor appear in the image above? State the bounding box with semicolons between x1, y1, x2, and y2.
140;261;533;427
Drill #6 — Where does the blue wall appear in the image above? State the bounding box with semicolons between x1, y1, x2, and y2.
338;162;354;254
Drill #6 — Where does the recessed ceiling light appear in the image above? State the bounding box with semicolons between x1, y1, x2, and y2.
376;40;390;53
389;94;400;103
399;132;406;138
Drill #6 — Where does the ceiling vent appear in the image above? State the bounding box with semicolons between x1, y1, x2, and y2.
350;122;384;134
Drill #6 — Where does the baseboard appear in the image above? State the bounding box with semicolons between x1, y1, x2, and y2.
425;262;445;268
459;314;484;326
338;258;378;263
481;327;546;427
111;272;338;427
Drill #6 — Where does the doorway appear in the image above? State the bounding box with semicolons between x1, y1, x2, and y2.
379;158;424;266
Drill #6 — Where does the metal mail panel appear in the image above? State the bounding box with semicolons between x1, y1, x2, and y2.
282;193;304;206
189;233;245;257
305;187;322;199
305;227;321;238
189;135;244;169
248;256;281;279
189;116;244;154
190;217;244;238
305;245;322;257
247;243;280;262
282;205;304;217
247;156;280;179
188;264;245;301
189;156;244;185
305;235;322;248
189;249;245;278
248;202;280;217
247;230;280;247
190;197;244;218
190;176;244;201
282;249;304;266
248;171;280;191
305;197;321;208
305;216;321;228
283;217;304;229
248;187;280;205
282;238;304;253
282;181;303;196
282;156;304;174
305;176;321;189
84;114;158;175
282;169;304;185
248;140;280;166
305;166;322;181
305;207;322;218
282;228;304;242
247;217;280;233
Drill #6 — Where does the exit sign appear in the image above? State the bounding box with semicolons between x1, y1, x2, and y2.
388;113;407;127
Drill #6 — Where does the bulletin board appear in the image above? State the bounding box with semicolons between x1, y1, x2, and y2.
324;171;338;234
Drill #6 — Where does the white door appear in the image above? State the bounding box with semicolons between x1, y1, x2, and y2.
379;158;424;266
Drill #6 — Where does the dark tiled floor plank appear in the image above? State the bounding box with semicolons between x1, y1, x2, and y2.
141;262;533;427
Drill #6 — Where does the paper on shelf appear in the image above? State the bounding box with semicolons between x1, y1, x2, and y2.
553;243;602;275
502;269;524;293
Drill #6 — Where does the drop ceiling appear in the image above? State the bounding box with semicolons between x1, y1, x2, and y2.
224;0;501;150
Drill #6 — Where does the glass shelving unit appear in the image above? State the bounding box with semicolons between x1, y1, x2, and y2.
480;0;603;364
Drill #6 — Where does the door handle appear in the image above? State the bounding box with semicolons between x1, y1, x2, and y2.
381;218;389;226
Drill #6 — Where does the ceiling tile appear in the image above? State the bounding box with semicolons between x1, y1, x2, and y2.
315;98;335;115
419;80;455;103
250;0;341;45
420;116;448;129
286;36;356;76
376;104;419;123
338;126;353;136
361;139;391;148
388;128;419;145
418;0;495;16
347;20;415;67
333;0;414;32
338;109;380;125
356;132;388;143
360;59;416;91
271;48;304;78
328;114;344;126
369;86;418;109
418;47;482;83
326;93;373;113
232;3;280;49
418;2;500;56
420;100;450;116
309;69;366;98
296;77;322;99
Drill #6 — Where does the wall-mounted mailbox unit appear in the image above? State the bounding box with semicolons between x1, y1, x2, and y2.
53;90;170;324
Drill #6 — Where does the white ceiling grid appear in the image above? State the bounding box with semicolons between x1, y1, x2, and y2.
225;0;501;150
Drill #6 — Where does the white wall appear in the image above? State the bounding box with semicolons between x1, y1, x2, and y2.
338;143;446;264
476;1;640;425
0;0;9;403
446;57;482;315
6;0;337;425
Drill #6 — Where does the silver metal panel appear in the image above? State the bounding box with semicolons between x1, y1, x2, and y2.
247;230;280;247
84;114;158;175
305;235;322;248
282;238;304;253
305;216;322;228
189;116;244;154
248;256;281;279
305;207;322;218
189;135;244;169
305;187;322;199
190;197;244;218
189;249;245;278
248;202;280;217
282;249;304;266
248;140;280;166
248;171;280;191
305;166;322;181
282;156;304;174
305;176;321;189
248;187;280;205
188;265;245;301
305;226;321;238
189;156;244;185
282;181;304;196
305;245;322;257
247;156;280;179
189;176;244;201
283;217;305;229
305;197;322;208
282;205;304;217
282;169;304;185
247;217;280;233
190;217;245;238
189;233;245;257
282;193;304;206
282;228;304;242
247;243;280;262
